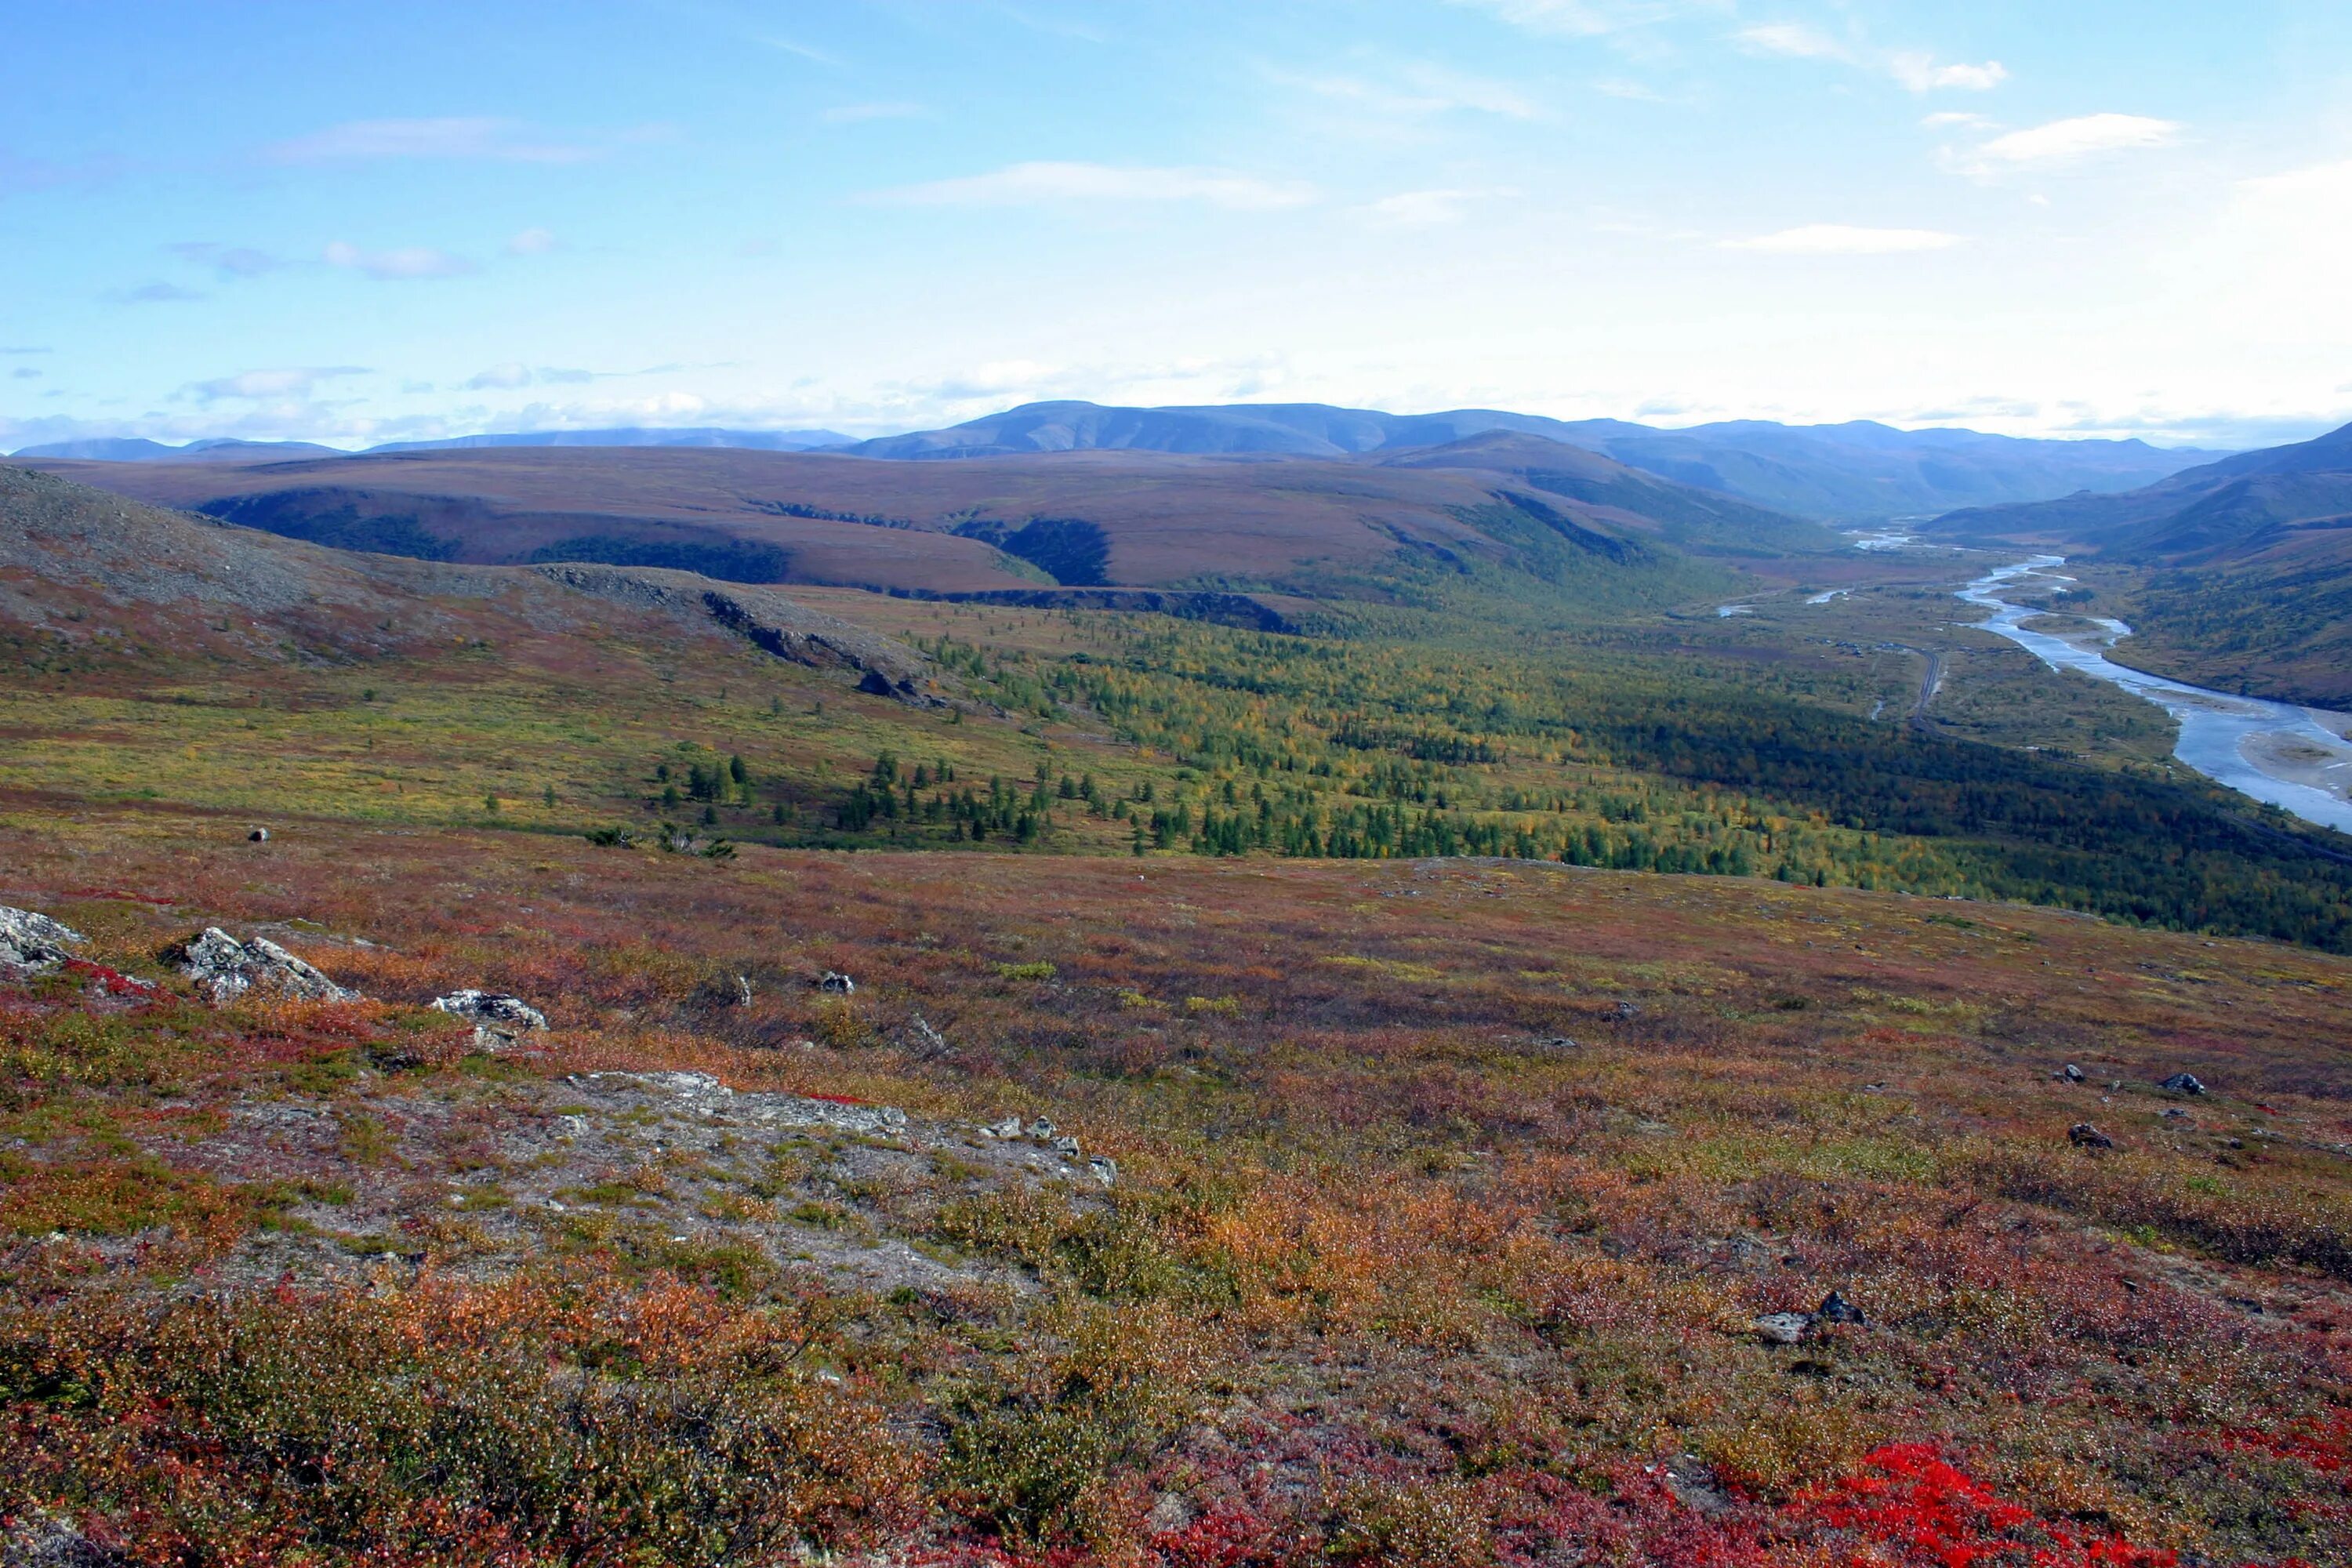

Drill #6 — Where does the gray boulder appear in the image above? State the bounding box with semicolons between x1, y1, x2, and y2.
2160;1073;2206;1095
431;989;550;1051
2;1511;122;1567
1754;1311;1814;1345
0;906;85;978
171;927;358;1004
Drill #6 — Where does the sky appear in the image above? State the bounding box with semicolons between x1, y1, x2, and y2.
4;0;2350;452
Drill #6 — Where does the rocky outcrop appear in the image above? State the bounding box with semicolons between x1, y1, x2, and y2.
431;989;549;1051
528;564;947;706
170;927;358;1004
0;905;85;978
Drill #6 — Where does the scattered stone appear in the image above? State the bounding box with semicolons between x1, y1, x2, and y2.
0;905;85;978
430;989;550;1051
2059;1063;2086;1083
1754;1311;1814;1345
1613;1000;1641;1020
1534;1035;1580;1051
2068;1123;2115;1150
735;974;754;1007
2162;1107;2190;1121
1143;1492;1196;1535
1817;1290;1866;1325
1028;1118;1057;1140
169;927;358;1004
1087;1155;1120;1188
1661;1454;1733;1515
906;1014;952;1058
818;971;856;995
248;827;270;843
1051;1134;1083;1158
2161;1073;2206;1095
986;1116;1025;1139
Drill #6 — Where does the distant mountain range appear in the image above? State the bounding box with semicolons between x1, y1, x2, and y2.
9;402;2227;521
1933;419;2352;706
830;401;2227;519
12;426;852;463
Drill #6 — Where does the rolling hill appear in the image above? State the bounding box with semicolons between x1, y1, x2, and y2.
19;439;1835;615
1930;420;2352;704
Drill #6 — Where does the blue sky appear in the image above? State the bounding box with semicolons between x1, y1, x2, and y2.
5;0;2349;451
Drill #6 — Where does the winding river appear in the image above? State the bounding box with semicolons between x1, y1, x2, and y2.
1958;557;2352;834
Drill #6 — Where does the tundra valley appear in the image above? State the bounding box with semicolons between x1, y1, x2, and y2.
8;5;2352;1564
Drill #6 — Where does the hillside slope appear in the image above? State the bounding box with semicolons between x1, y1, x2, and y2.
19;442;1813;615
1931;421;2352;703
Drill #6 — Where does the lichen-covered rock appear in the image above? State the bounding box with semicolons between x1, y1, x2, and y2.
2;1509;122;1567
2068;1122;2115;1150
431;989;549;1051
1754;1311;1814;1345
2161;1072;2206;1095
0;905;85;978
818;970;856;995
171;927;358;1004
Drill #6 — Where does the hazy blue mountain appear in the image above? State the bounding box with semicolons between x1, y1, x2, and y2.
365;426;852;454
1929;419;2352;561
836;401;2225;519
9;437;344;461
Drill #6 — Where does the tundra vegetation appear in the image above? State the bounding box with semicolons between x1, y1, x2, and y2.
2;466;2350;1563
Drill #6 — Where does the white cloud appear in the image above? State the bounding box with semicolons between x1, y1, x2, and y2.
505;227;558;255
1737;22;1846;61
1738;24;2005;93
1973;113;2181;165
869;162;1314;210
1358;188;1513;227
1921;111;1992;129
1723;224;1962;254
265;117;597;164
324;241;477;280
185;366;369;402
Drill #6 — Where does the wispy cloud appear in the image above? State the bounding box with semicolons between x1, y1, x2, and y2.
169;241;282;278
759;35;843;67
1263;61;1547;122
1446;0;1698;38
0;347;51;355
1722;223;1962;254
461;363;604;390
1737;23;2005;93
185;366;370;402
264;117;598;164
869;162;1314;210
1972;113;2180;165
323;241;477;280
1358;187;1515;227
505;227;558;256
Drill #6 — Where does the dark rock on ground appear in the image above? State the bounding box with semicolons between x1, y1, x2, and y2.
2069;1123;2116;1149
2161;1073;2206;1095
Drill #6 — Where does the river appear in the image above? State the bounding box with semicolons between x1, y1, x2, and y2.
1958;557;2352;834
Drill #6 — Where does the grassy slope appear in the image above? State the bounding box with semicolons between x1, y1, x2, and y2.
3;808;2350;1565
